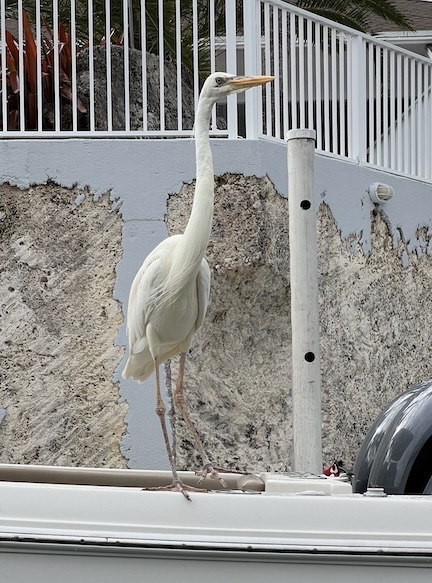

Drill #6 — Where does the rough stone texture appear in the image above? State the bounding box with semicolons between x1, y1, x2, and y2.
166;175;432;473
167;175;291;473
75;48;196;131
319;205;432;467
0;185;126;467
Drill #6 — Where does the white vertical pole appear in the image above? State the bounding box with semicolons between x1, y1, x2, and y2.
286;128;322;475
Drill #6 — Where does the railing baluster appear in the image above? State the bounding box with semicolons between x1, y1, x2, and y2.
158;0;165;131
389;50;396;170
105;0;113;132
367;43;374;164
315;23;322;150
88;0;95;132
410;58;416;175
331;27;337;154
403;56;409;173
375;45;381;166
417;61;423;177
18;0;24;131
322;25;329;151
243;0;259;138
0;0;6;132
290;11;297;130
71;0;78;132
273;6;280;139
52;0;61;131
281;7;289;137
349;35;366;163
397;53;403;172
264;1;271;136
123;0;130;131
256;0;263;136
382;47;388;168
175;0;182;131
209;0;217;130
298;15;305;128
36;0;42;132
339;32;345;156
140;0;147;131
425;65;431;180
225;0;237;137
192;0;199;114
307;18;313;130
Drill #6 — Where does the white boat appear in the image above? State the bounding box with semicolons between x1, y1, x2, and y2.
0;464;431;582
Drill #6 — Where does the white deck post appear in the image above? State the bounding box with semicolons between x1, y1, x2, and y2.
286;129;323;475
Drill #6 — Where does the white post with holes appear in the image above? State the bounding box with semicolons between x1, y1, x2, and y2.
287;129;322;475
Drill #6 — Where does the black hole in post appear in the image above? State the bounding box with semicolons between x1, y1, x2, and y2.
304;352;315;362
300;200;311;210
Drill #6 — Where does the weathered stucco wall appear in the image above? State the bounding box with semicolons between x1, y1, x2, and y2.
0;185;126;467
167;175;432;472
1;139;432;473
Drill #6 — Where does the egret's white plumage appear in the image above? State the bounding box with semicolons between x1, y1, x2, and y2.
123;235;211;381
122;72;274;499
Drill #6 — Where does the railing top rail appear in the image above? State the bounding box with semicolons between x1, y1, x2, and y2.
266;0;432;65
0;130;230;139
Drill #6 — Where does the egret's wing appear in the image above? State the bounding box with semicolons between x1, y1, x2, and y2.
127;259;161;354
195;258;211;331
122;258;161;381
126;235;182;353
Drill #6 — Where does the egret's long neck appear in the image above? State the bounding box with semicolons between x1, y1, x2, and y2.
155;94;215;310
175;95;215;271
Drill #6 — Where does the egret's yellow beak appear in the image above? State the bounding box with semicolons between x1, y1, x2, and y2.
227;75;274;89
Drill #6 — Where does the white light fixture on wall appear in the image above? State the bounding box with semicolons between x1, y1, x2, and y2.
369;182;394;204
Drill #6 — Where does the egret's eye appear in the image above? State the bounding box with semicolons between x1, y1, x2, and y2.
215;77;224;86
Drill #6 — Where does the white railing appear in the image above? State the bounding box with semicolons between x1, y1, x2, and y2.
1;0;432;182
257;0;432;182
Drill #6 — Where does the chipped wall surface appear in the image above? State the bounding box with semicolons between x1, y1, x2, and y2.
0;185;126;467
167;176;432;472
1;139;432;472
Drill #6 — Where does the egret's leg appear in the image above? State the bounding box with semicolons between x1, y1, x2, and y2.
154;361;176;477
173;353;227;487
152;359;206;501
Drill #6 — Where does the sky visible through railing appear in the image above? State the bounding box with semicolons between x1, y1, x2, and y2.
0;0;431;182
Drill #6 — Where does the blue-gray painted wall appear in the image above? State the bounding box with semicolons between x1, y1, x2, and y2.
1;138;431;469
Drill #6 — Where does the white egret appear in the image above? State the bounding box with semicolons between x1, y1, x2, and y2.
122;72;274;499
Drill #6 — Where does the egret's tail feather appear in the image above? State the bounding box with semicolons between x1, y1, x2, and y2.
122;352;154;383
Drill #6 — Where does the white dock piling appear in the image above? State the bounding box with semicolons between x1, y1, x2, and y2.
286;129;323;475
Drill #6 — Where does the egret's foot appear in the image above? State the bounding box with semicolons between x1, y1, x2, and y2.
196;463;229;487
142;480;208;501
